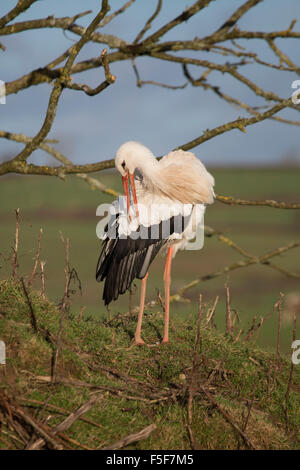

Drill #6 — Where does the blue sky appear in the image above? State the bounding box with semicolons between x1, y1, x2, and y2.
0;0;300;167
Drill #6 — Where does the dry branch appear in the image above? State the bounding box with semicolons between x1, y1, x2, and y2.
216;194;300;209
175;240;300;298
0;1;110;175
102;424;157;450
199;387;256;449
183;64;300;127
216;0;263;35
174;97;295;152
21;398;103;429
0;0;36;29
204;296;219;328
27;393;104;450
63;48;116;96
0;10;92;36
0;396;64;450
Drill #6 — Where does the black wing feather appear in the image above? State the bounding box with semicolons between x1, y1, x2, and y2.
96;212;191;305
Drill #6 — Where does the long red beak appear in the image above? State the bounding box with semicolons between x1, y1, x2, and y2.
122;171;139;219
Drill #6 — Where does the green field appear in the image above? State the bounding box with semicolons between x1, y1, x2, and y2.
0;167;299;353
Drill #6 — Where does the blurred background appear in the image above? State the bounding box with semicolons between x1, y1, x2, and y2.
0;0;299;352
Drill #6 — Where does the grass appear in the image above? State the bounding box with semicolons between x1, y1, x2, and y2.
0;278;299;450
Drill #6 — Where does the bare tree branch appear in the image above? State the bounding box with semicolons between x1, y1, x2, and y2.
216;194;300;209
2;1;110;171
134;0;163;44
216;0;263;35
176;97;295;152
183;65;300;127
99;0;135;28
175;240;300;298
0;0;37;29
0;0;299;192
141;0;212;46
62;49;115;96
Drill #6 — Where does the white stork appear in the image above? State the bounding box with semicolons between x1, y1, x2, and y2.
96;141;215;345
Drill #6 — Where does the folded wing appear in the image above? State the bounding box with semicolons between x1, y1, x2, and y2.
96;203;192;305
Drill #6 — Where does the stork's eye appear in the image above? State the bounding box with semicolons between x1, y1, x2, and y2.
121;160;126;169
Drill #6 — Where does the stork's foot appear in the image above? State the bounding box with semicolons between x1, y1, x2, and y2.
130;336;146;347
161;338;169;345
135;338;146;346
126;338;146;350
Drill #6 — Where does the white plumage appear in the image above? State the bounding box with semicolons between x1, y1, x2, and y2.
96;141;215;344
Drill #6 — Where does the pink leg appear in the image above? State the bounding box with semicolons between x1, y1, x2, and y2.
134;272;148;345
162;246;173;344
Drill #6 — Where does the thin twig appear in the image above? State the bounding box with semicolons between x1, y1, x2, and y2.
225;281;233;338
132;60;187;89
284;313;297;431
216;194;300;209
245;316;264;342
276;293;284;360
187;294;204;450
242;394;255;432
57;431;94;450
78;306;86;322
12;208;20;278
204;296;219;328
273;292;284;388
28;228;43;287
134;0;162;44
98;0;135;28
62;236;70;311
21;278;38;334
195;294;204;354
52;237;70;382
40;260;46;299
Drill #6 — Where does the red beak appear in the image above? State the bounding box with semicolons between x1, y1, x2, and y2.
122;171;139;219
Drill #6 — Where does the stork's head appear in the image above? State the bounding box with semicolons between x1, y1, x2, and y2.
115;141;155;177
115;141;156;218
